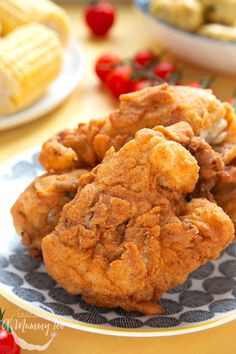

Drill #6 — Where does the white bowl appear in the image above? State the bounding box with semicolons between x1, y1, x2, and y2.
134;0;236;75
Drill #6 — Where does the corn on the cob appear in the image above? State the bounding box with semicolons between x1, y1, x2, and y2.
0;23;63;115
0;0;70;45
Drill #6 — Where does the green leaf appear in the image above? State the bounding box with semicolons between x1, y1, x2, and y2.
147;57;159;69
0;320;12;334
131;71;153;80
199;75;216;89
0;309;5;321
86;0;98;6
168;70;182;84
0;308;12;334
123;58;133;66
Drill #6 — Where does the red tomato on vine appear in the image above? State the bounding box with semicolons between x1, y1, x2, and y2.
0;309;20;354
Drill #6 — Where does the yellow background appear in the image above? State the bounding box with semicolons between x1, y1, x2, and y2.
0;4;236;353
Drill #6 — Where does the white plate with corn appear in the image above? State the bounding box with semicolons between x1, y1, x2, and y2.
0;0;84;131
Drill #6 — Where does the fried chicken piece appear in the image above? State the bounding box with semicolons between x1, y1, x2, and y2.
11;122;224;257
11;84;236;259
38;83;236;227
42;123;234;315
39;84;236;172
213;166;236;225
11;169;88;257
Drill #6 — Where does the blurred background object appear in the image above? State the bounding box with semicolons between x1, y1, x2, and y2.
200;0;236;26
56;0;129;2
0;0;84;129
0;23;63;115
146;0;236;41
150;0;203;32
0;0;70;44
0;0;236;138
134;0;236;74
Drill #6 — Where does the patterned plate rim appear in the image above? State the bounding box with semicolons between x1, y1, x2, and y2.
1;148;236;337
1;286;236;337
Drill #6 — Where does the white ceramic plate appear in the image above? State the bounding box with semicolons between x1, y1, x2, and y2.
134;0;236;75
0;39;84;131
0;148;236;337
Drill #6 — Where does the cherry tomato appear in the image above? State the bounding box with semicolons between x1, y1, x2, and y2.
134;49;155;67
106;66;133;98
131;80;152;92
0;327;20;354
95;53;121;82
188;81;202;88
85;1;115;36
154;62;175;80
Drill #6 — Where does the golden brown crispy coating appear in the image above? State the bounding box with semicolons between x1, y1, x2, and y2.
11;169;88;257
12;84;235;259
39;84;236;172
38;83;236;228
213;166;236;225
187;136;224;200
215;142;236;165
11;121;224;257
42;123;234;315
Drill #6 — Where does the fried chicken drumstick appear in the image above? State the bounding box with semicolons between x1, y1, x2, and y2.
42;123;234;315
